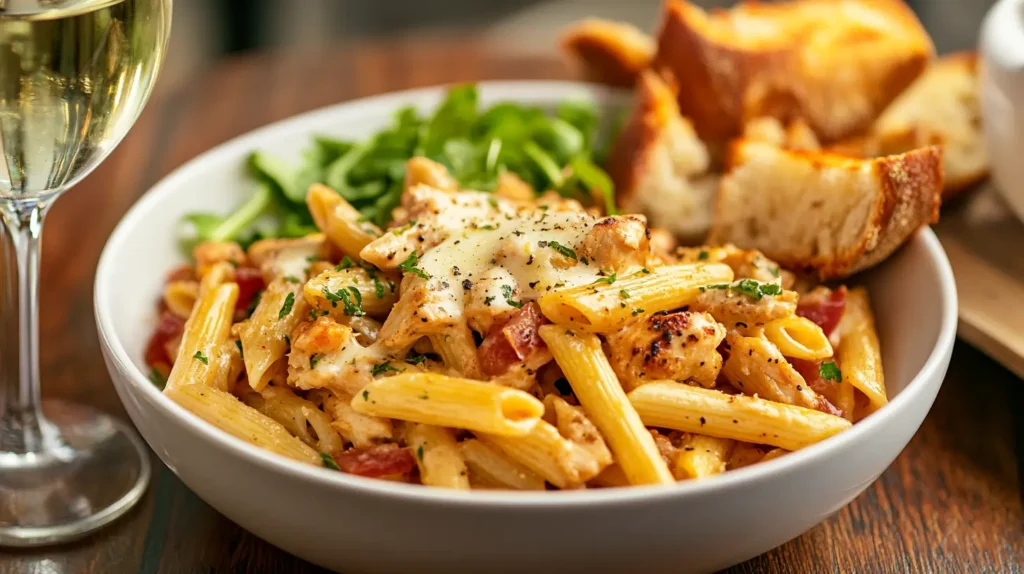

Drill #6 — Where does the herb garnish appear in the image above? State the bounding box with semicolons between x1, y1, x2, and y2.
371;361;402;377
193;351;209;365
310;354;321;369
619;289;630;299
501;284;523;308
148;369;166;389
398;252;430;279
544;240;577;260
279;292;295;319
700;279;782;301
819;361;842;382
320;452;341;471
593;272;617;285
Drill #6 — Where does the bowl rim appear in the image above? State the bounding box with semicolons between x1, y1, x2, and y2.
95;80;959;508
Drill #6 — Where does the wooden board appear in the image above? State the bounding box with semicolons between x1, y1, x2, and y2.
934;183;1024;379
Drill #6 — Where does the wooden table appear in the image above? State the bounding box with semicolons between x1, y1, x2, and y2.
2;39;1022;573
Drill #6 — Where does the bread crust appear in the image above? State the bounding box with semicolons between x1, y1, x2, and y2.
710;141;942;279
560;18;655;87
654;0;934;143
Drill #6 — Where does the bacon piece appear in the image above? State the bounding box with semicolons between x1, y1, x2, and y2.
796;286;847;337
234;266;265;313
478;303;551;377
331;444;416;478
145;311;186;368
789;358;844;417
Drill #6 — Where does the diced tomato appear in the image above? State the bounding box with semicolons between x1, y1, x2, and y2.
234;266;265;313
145;311;186;368
797;286;847;337
332;444;416;478
478;302;550;377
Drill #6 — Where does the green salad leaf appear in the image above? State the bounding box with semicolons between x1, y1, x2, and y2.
182;84;621;250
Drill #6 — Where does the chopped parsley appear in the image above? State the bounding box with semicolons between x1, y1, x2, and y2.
406;353;428;365
278;292;295;319
338;287;365;316
819;361;842;382
371;276;386;299
193;351;208;365
371;361;402;377
305;255;319;262
309;308;319;320
398;252;430;279
501;284;523;308
698;250;709;261
310;354;321;369
487;197;498;208
416;445;425;461
284;334;291;348
234;339;244;359
641;268;651;274
284;275;301;284
544;240;577;261
553;378;572;396
768;266;780;277
700;279;782;301
336;256;355;270
484;295;496;306
319;452;341;471
148;369;166;389
593;272;617;285
619;289;630;299
362;390;369;400
632;308;646;316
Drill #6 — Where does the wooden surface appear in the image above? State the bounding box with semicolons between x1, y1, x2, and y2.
934;186;1024;379
1;39;1022;574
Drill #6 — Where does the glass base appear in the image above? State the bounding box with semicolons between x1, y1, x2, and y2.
0;400;151;547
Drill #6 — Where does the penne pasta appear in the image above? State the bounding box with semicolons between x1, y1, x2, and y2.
307;183;381;259
240;384;344;454
628;381;852;451
538;263;734;332
304;267;399;319
240;277;308;392
458;439;546;490
405;423;470;489
674;435;735;480
429;323;483;380
539;325;674;486
165;383;321;465
163;280;199;319
477;420;586;489
323;390;394;448
761;315;833;360
838;287;887;412
352;372;543;437
165;282;239;391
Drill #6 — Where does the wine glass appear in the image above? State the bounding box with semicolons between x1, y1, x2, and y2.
0;0;171;546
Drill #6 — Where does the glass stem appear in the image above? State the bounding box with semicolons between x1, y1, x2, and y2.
0;199;52;454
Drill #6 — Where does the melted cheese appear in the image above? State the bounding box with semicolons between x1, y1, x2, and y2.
419;209;605;309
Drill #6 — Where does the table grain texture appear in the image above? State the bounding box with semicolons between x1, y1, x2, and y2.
2;39;1022;574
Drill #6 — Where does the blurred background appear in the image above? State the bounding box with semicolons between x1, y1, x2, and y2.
164;0;995;92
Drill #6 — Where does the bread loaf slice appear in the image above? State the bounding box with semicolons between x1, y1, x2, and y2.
653;0;934;143
560;19;655;88
709;140;942;279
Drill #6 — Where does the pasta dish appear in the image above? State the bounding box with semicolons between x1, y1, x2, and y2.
146;157;885;490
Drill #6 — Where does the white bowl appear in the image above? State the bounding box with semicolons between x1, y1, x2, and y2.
981;0;1024;222
95;81;958;574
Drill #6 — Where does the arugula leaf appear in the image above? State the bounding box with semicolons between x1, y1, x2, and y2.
523;141;565;189
570;157;618;215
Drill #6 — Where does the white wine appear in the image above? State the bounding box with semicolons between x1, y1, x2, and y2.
0;0;170;199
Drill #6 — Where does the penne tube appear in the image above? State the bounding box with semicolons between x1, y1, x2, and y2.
674;435;735;480
539;325;674;486
199;261;235;295
240;384;344;454
304;267;399;319
477;420;582;489
307;183;381;259
538;263;733;332
165;283;239;391
165;383;321;465
163;280;199;319
761;315;833;360
429;323;483;380
351;372;543;437
628;381;852;451
458;439;546;490
838;287;887;411
405;423;470;489
588;464;631;488
241;277;308;392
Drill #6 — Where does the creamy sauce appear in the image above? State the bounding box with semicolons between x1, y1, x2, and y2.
418;209;605;309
